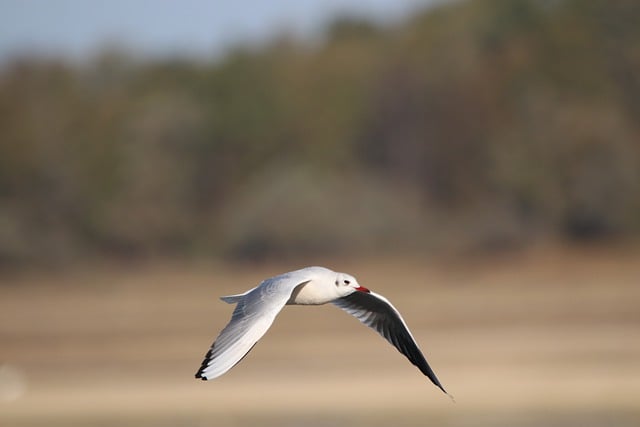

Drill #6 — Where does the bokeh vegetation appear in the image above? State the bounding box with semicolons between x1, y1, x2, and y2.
1;0;639;268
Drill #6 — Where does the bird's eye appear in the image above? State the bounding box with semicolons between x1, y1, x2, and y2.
344;280;350;285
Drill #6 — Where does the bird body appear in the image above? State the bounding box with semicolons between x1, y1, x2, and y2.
196;266;448;395
286;266;356;305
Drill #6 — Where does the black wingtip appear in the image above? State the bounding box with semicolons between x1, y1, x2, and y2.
195;348;213;380
195;364;206;379
427;372;448;396
195;367;207;380
428;375;452;399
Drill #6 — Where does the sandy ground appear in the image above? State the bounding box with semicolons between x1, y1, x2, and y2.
1;245;639;426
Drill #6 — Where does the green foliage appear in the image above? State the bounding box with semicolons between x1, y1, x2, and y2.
1;0;639;267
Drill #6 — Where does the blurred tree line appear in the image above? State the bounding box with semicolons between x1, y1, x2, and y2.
1;0;639;268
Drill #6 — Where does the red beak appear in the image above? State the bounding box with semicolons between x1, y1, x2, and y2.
355;286;370;293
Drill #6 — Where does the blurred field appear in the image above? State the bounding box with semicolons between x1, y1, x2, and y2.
3;0;640;268
1;245;639;427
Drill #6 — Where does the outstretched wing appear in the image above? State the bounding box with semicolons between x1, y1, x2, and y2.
195;277;310;380
332;290;447;394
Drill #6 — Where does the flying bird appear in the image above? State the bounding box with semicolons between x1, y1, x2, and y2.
195;266;448;394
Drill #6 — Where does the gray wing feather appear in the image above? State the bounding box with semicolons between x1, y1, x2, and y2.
195;276;311;380
332;291;447;394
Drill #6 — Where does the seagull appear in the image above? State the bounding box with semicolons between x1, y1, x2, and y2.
195;266;448;395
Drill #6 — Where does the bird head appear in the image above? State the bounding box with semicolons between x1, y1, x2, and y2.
334;272;370;296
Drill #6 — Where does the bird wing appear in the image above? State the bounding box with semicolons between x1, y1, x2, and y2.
332;290;447;394
195;276;310;380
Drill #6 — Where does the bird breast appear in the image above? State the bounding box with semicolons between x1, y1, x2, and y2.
287;281;337;305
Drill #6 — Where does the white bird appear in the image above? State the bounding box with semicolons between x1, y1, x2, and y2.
195;266;448;394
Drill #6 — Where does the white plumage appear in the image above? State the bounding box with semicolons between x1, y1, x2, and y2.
195;266;447;394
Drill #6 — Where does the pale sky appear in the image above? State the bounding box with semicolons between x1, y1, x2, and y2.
0;0;441;62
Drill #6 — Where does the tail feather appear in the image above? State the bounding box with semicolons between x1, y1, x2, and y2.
220;294;244;304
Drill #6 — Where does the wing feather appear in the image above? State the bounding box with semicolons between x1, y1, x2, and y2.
332;291;447;394
195;276;311;380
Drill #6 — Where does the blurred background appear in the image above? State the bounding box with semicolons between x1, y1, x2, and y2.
1;0;639;426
